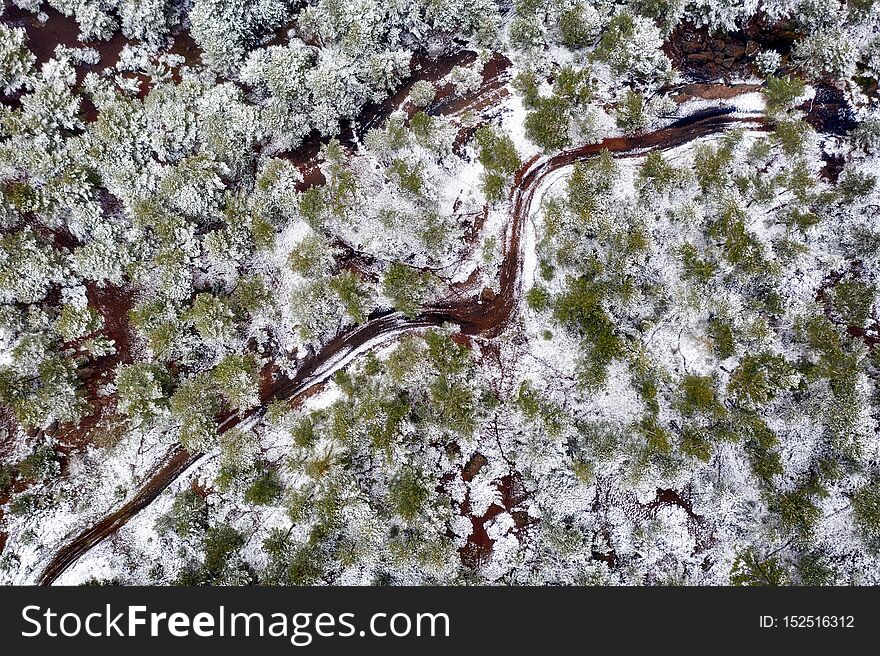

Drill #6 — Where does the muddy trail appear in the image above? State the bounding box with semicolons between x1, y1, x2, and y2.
35;105;766;585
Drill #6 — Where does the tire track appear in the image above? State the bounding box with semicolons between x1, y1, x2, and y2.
38;106;765;585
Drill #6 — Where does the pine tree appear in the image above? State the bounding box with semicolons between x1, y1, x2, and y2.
476;125;521;201
188;293;235;344
211;353;260;411
558;2;600;48
383;263;432;317
408;80;436;108
389;467;428;521
170;375;222;452
116;362;172;427
524;95;571;152
0;23;35;94
329;270;369;324
852;480;880;543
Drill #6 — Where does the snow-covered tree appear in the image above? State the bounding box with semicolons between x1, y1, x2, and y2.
0;23;35;94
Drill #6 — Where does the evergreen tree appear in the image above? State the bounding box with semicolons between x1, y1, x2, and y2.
382;264;433;317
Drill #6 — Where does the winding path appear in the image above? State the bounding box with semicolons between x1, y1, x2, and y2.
38;106;764;585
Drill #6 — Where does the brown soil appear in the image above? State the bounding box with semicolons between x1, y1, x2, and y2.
458;472;532;569
1;2;127;76
41;283;134;454
1;2;203;118
646;487;701;522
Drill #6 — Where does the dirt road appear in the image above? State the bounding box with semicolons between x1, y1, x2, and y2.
38;106;764;585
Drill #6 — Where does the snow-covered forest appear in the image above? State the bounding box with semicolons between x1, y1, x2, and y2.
1;0;879;585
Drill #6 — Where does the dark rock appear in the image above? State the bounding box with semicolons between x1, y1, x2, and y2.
801;84;858;136
820;152;846;183
681;37;703;54
724;43;746;58
704;63;721;78
688;52;714;62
